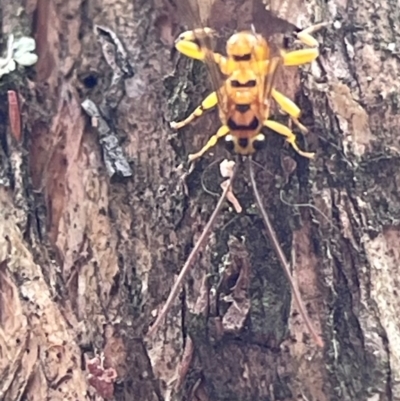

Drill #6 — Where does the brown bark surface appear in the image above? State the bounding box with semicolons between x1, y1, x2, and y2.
1;0;400;400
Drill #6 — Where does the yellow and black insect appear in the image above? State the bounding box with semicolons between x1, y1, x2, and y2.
171;23;323;160
149;0;326;347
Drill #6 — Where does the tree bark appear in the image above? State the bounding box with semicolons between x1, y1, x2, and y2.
1;0;400;400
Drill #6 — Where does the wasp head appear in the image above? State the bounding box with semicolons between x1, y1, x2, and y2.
226;32;269;62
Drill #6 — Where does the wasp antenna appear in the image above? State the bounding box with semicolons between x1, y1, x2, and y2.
279;190;337;232
148;164;238;337
248;158;324;348
201;157;225;197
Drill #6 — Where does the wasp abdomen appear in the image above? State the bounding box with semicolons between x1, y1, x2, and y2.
238;138;249;148
235;104;251;113
230;80;256;88
227;116;259;131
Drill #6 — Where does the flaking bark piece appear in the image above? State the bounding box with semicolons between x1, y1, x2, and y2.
87;354;118;400
220;159;242;213
81;99;132;178
95;25;133;111
80;25;135;178
221;237;251;332
94;25;134;84
166;336;195;396
7;91;22;142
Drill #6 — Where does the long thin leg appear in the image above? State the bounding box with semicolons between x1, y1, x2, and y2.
147;165;237;337
263;119;314;158
188;125;230;162
248;157;324;348
171;92;218;130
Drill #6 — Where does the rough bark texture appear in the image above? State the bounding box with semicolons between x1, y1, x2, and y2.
0;0;400;400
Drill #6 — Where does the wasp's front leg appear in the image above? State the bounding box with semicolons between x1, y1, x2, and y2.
175;36;208;61
170;91;218;130
175;28;222;62
281;22;329;67
296;22;329;47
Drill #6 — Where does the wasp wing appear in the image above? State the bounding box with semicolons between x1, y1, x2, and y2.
169;0;226;113
169;0;302;118
209;0;300;117
251;0;302;119
208;0;299;54
261;55;283;118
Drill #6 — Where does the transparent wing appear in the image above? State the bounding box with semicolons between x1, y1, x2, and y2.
170;0;226;110
169;0;302;119
169;0;299;101
261;55;283;117
208;0;300;112
250;0;300;116
208;0;299;54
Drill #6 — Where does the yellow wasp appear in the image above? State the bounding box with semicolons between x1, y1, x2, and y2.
149;0;326;347
170;2;325;161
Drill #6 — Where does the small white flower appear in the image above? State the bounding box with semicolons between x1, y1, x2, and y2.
13;36;38;66
0;34;38;78
14;51;38;66
0;59;15;78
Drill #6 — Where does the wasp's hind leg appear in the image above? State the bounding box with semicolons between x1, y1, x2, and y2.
263;119;314;159
271;89;308;134
171;91;218;130
188;125;230;162
281;22;329;67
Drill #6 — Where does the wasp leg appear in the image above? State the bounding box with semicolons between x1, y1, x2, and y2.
176;39;228;73
175;28;216;60
188;125;230;162
282;22;328;66
282;48;318;66
176;39;208;61
263;119;314;159
296;22;330;47
271;89;308;134
171;91;218;130
175;28;229;73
